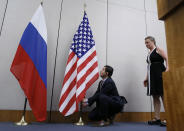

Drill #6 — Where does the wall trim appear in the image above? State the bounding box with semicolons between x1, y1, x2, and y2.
0;110;166;123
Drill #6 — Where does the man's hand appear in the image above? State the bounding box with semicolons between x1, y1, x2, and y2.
82;102;88;107
82;98;88;103
82;98;88;107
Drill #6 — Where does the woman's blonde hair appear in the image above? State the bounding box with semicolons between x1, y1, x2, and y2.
145;36;156;45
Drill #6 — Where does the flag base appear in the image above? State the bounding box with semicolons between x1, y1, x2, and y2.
15;116;28;126
75;117;84;126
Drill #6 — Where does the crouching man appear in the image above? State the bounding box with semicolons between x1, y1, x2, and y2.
82;65;127;126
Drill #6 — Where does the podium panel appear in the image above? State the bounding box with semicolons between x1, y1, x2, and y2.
157;0;183;20
163;68;184;131
164;6;184;70
157;1;184;131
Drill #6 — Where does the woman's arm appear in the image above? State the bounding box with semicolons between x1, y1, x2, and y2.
156;47;169;72
143;73;148;87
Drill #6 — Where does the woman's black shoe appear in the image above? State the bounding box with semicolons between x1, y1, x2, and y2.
148;119;161;125
160;120;166;126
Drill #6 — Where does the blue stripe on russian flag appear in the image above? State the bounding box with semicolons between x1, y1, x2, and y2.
20;23;47;88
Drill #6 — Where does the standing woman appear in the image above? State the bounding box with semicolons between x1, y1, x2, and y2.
143;36;169;126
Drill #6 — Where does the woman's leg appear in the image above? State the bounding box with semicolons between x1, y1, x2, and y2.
153;95;161;120
161;95;165;109
160;95;167;126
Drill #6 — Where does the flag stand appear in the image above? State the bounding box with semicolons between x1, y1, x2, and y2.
15;98;28;126
75;102;84;126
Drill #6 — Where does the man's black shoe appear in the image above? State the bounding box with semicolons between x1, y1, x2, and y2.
92;120;110;127
109;115;115;125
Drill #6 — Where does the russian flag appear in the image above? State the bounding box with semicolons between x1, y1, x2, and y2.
10;5;47;121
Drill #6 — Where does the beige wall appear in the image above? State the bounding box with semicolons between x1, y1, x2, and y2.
0;0;166;113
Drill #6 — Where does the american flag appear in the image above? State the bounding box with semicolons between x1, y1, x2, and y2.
59;12;99;116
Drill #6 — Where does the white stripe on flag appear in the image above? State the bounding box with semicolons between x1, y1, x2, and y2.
65;51;77;74
76;67;98;97
77;56;97;81
31;5;47;43
60;68;77;98
77;47;96;66
59;85;76;112
65;102;76;116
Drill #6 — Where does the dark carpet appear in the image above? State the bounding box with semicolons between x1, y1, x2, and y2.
0;122;166;131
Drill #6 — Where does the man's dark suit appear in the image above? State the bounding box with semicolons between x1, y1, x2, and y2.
88;77;122;121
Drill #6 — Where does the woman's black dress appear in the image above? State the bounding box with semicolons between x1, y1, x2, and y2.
147;48;166;96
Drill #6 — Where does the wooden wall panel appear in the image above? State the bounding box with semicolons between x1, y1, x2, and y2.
157;0;184;20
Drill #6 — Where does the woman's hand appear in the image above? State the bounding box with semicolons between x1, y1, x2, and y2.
143;79;148;87
165;67;169;72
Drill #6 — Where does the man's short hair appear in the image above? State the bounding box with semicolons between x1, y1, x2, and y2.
104;65;113;77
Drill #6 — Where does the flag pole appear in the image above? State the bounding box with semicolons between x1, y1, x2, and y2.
15;98;28;126
106;0;109;65
75;101;84;126
49;0;64;122
74;2;87;126
41;0;43;6
84;1;87;12
74;1;90;126
143;0;153;122
0;0;8;37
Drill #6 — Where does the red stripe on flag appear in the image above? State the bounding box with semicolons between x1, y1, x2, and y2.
10;45;47;121
77;73;99;102
77;61;98;88
59;77;76;107
77;51;96;73
62;58;78;86
62;94;76;115
86;72;99;91
67;51;75;64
